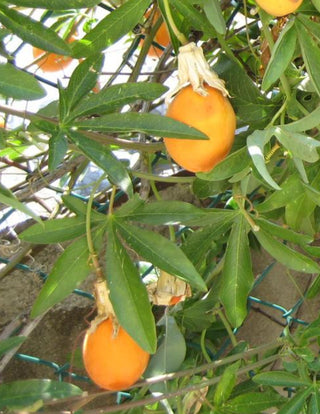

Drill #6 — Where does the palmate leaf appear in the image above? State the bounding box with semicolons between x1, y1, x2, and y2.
203;0;226;35
115;220;207;291
68;82;167;120
9;0;100;8
262;19;297;90
247;129;281;190
253;371;311;387
67;130;133;197
105;222;156;354
256;174;304;213
0;336;26;358
0;379;82;410
74;112;208;140
254;227;320;274
63;54;104;115
19;216;105;244
48;131;68;171
171;0;215;37
275;127;320;163
31;235;95;317
213;54;278;127
296;20;320;97
214;362;240;406
0;5;72;54
72;0;150;57
118;198;239;227
197;147;251;182
0;183;41;223
144;315;186;378
226;391;286;414
219;215;254;327
0;63;45;100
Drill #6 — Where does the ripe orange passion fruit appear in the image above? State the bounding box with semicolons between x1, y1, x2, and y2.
82;318;150;390
32;36;76;73
164;85;236;173
254;0;303;17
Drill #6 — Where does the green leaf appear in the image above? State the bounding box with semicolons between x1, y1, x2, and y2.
72;0;151;57
220;215;254;327
61;194;106;221
115;220;207;292
31;236;93;317
120;199;239;226
197;147;251;181
63;54;104;115
256;174;304;213
19;216;92;244
74;112;208;140
255;217;313;246
253;371;312;387
203;0;226;34
254;228;320;274
0;63;45;100
285;105;320;133
275;127;320;163
192;177;229;199
278;387;313;414
105;223;156;354
67;130;133;197
247;129;281;190
312;0;320;13
181;226;218;269
214;54;278;127
308;391;320;414
145;315;186;377
214;361;241;406
0;336;26;358
0;5;72;55
0;183;41;223
172;0;215;36
262;19;297;90
8;0;100;8
69;82;167;120
296;20;320;97
0;379;82;410
306;274;320;299
48;131;68;171
226;391;285;414
297;14;320;43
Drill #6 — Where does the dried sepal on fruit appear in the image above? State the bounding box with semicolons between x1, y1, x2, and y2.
148;270;191;306
86;279;117;335
165;42;229;102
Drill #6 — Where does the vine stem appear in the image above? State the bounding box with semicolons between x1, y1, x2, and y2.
131;169;194;183
44;351;283;413
217;308;238;348
108;185;117;215
85;174;106;280
162;0;188;45
200;329;212;363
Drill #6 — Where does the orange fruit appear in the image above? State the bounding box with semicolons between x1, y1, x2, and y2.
254;0;303;17
144;9;170;57
32;36;76;73
164;85;236;173
82;318;150;390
